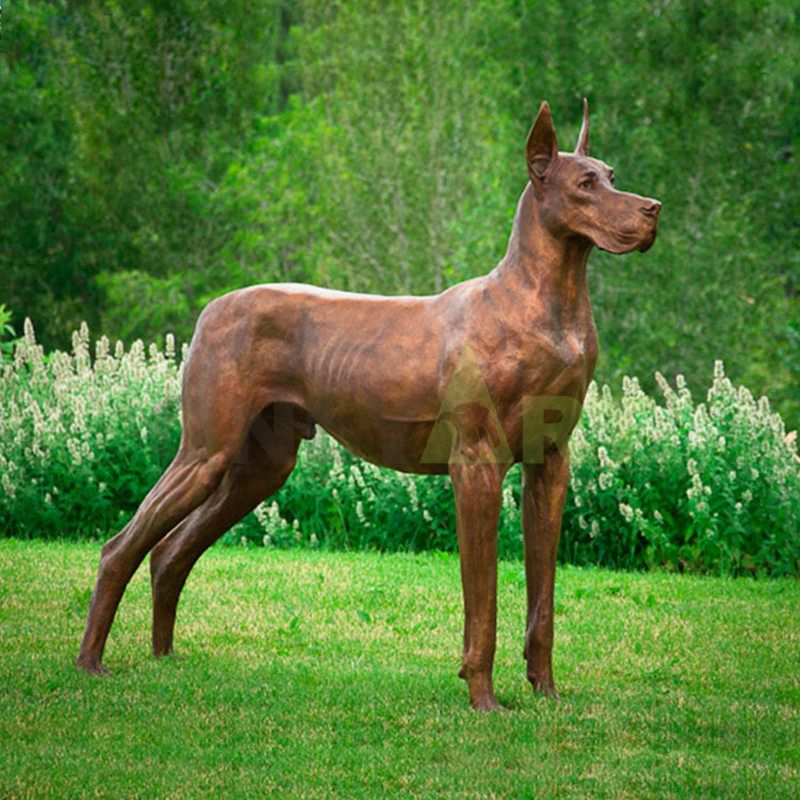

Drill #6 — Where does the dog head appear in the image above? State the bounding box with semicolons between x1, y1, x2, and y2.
525;100;660;254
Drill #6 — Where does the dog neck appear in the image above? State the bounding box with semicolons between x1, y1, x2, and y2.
490;182;593;324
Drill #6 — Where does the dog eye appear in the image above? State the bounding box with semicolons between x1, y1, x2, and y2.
579;176;594;189
608;173;615;185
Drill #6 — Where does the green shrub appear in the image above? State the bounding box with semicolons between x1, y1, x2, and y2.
1;323;797;576
0;321;182;539
0;305;19;359
231;433;522;560
563;368;800;577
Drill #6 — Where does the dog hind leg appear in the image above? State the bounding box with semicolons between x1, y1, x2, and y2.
76;449;234;673
149;423;300;657
76;368;259;674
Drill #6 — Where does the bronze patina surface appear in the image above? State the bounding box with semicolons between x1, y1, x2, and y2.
78;101;660;710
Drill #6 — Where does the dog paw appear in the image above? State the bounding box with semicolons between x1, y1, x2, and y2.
76;657;109;676
530;680;560;700
471;694;508;712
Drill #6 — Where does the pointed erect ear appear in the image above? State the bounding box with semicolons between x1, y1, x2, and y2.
526;101;558;180
574;97;589;156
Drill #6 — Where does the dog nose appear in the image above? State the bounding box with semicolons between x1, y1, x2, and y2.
641;199;661;218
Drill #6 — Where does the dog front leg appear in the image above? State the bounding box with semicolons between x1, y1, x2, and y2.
522;451;569;698
450;458;507;711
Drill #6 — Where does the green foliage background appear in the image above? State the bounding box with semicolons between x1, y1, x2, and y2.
0;0;800;418
1;0;798;425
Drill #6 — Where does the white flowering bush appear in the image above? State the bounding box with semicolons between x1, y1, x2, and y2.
231;431;522;554
1;323;797;576
0;321;182;538
563;364;800;576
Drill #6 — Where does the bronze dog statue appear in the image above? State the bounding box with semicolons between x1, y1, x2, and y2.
78;100;660;710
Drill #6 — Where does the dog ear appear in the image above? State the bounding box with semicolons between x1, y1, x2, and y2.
574;97;589;156
526;101;558;180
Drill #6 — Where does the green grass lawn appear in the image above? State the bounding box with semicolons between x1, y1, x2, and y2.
0;540;798;799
